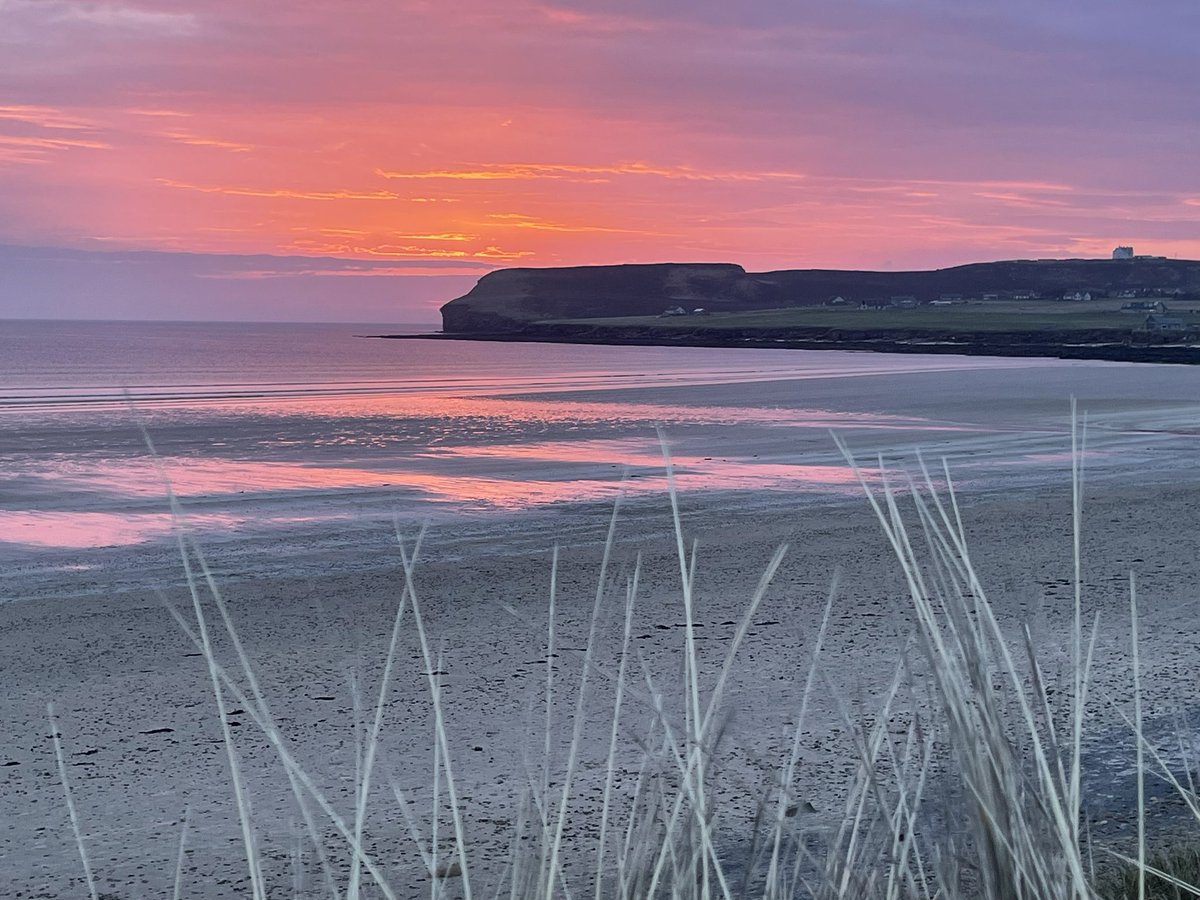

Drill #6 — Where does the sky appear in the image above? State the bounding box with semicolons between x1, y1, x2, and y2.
1;0;1198;323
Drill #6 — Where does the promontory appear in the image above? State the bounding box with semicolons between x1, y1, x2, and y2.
423;258;1200;364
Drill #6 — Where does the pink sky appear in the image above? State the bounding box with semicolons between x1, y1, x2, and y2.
2;0;1198;321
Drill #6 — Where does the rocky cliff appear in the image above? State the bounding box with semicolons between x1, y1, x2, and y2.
439;263;763;332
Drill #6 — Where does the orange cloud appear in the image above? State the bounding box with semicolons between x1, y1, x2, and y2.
159;179;404;201
485;213;664;235
0;148;48;165
474;245;535;260
388;232;478;241
304;227;371;236
375;162;808;184
286;238;459;257
341;244;530;260
843;177;1074;196
127;108;192;118
0;104;106;165
362;244;469;257
472;244;535;259
161;131;254;152
0;105;94;130
200;266;488;279
972;191;1071;209
0;135;110;151
533;4;658;34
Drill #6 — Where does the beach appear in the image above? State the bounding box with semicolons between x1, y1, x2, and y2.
5;333;1200;898
7;482;1200;898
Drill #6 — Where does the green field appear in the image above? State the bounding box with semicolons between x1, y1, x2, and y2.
544;299;1200;334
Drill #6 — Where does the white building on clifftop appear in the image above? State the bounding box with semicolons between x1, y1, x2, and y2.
1113;245;1134;260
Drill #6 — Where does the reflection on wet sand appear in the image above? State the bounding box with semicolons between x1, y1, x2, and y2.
7;346;1200;560
0;511;242;549
1;439;880;550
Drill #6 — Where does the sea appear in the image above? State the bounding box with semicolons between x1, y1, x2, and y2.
4;318;1200;598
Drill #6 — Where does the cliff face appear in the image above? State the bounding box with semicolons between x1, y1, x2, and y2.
439;258;1200;333
440;263;760;332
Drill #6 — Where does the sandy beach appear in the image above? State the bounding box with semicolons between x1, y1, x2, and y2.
5;358;1200;898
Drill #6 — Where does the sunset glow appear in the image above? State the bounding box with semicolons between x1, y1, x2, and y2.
2;1;1198;320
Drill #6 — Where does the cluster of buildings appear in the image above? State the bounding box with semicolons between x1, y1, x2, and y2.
843;290;1050;309
832;286;1189;311
1112;245;1168;261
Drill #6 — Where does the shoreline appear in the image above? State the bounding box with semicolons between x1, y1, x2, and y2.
376;328;1200;365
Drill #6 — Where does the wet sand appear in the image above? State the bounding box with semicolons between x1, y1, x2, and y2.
5;362;1200;898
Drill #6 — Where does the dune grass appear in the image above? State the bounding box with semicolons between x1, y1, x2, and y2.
41;414;1200;899
1098;845;1200;900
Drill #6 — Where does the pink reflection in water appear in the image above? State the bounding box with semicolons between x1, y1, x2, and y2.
8;447;878;549
29;442;870;507
29;458;409;498
0;511;239;549
424;438;674;467
390;465;874;510
28;441;873;511
273;394;969;434
429;439;870;489
83;389;974;439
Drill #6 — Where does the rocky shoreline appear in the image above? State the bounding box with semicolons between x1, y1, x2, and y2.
380;324;1200;365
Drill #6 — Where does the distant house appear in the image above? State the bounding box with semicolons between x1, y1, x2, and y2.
1144;314;1187;333
1113;246;1134;260
659;306;688;317
1061;291;1092;302
1012;290;1036;300
827;295;851;306
889;296;918;308
937;293;964;304
982;292;1000;301
1121;301;1167;314
691;308;709;316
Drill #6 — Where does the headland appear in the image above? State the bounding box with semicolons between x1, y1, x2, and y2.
412;257;1200;364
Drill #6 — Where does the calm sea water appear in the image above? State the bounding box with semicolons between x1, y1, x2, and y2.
4;319;1200;597
0;318;1031;406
